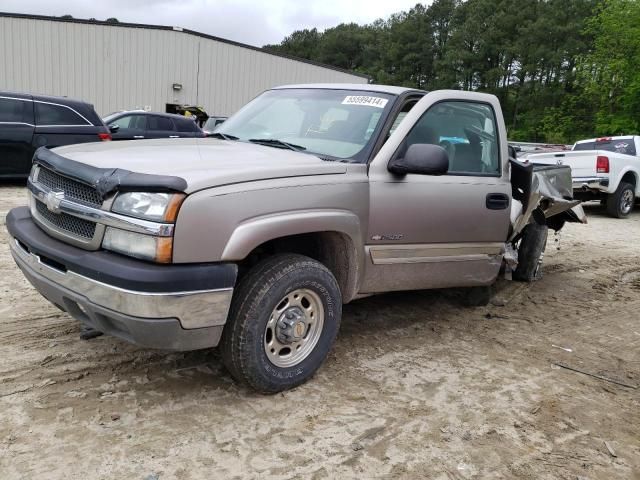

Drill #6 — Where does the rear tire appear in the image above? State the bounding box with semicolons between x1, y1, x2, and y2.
513;223;549;282
220;254;342;393
606;182;635;218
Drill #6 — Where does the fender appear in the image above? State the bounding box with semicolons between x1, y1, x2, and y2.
221;209;365;301
222;209;363;259
613;166;640;195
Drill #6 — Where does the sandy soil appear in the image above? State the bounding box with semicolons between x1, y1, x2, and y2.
0;184;638;480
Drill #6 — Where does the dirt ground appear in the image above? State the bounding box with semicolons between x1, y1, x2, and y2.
0;184;638;480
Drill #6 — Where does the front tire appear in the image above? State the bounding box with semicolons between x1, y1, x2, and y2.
220;254;342;393
606;182;635;218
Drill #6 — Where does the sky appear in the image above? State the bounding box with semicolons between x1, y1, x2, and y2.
0;0;426;47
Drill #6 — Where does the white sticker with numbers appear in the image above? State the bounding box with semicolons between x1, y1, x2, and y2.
342;95;388;108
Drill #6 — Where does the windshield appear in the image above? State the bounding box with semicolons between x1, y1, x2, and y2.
215;88;394;161
574;138;636;156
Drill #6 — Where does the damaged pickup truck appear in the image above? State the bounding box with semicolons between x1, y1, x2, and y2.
6;85;585;392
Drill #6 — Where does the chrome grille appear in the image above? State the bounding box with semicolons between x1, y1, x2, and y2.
37;167;102;207
35;200;97;239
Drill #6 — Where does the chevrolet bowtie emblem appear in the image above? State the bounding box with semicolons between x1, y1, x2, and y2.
45;190;65;214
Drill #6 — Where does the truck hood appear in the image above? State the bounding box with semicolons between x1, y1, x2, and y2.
52;138;347;193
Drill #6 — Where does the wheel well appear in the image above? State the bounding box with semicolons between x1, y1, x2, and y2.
621;171;637;188
237;232;359;302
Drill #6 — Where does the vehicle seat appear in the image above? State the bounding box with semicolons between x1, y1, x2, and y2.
325;120;351;142
450;143;481;172
407;124;438;145
397;125;439;158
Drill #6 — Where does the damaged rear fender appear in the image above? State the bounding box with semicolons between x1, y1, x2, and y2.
509;160;587;241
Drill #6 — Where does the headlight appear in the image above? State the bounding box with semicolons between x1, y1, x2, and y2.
103;227;173;263
30;164;39;181
112;192;185;222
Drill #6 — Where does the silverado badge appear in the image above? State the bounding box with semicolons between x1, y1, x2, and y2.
45;190;65;214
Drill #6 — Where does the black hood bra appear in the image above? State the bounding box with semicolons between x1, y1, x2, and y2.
33;147;188;199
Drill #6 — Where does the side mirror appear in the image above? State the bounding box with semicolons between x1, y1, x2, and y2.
108;123;120;133
388;143;449;175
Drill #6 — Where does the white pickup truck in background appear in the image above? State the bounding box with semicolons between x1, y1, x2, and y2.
530;136;640;218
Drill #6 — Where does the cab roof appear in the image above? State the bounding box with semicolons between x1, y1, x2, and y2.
272;84;425;96
575;135;636;144
106;110;197;122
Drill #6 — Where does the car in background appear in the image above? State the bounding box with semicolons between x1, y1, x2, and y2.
531;136;640;218
509;142;571;162
0;91;110;178
103;111;205;141
202;116;228;135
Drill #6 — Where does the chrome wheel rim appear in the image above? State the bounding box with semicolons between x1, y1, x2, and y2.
621;190;634;214
264;288;324;368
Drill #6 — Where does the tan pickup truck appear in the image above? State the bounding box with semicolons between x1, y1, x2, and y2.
7;84;585;392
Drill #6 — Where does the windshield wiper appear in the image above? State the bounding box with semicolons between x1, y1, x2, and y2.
209;132;239;140
248;138;306;151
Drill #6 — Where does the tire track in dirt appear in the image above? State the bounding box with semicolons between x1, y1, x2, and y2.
1;188;639;479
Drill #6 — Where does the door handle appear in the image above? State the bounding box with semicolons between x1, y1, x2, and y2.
133;135;144;139
169;135;179;138
486;193;510;210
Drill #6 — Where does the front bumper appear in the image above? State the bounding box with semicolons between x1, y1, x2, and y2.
7;207;237;351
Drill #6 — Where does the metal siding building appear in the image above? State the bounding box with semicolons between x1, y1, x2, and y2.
0;13;368;117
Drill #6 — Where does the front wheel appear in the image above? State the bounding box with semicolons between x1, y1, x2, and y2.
220;254;342;393
606;182;635;218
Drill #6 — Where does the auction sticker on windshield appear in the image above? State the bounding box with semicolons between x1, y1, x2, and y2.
342;96;389;109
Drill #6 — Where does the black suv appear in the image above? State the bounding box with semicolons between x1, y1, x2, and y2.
103;111;205;141
0;92;110;178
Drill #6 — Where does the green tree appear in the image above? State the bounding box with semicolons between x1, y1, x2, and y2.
317;23;375;71
263;0;620;143
581;0;640;134
264;28;321;59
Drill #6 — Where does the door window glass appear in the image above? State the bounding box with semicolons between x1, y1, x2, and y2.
0;98;29;123
148;116;175;131
110;115;146;130
110;115;133;128
176;118;198;132
35;102;89;126
132;115;147;129
404;101;500;175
